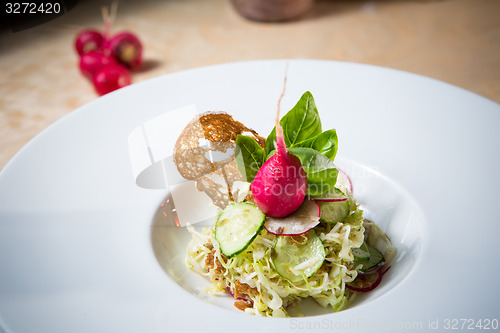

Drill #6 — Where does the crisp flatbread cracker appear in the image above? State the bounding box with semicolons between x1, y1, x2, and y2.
173;111;264;208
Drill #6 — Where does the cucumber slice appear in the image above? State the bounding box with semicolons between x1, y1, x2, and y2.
317;198;350;223
352;242;371;264
215;202;265;258
353;242;384;272
271;230;325;282
312;187;350;223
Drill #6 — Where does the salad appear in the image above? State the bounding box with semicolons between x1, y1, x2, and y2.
175;91;396;317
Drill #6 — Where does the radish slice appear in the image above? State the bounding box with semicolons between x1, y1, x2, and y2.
336;168;353;194
264;199;320;236
346;266;391;293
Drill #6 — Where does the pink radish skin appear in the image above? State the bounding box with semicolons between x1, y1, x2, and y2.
265;199;320;235
251;90;307;217
251;136;307;217
92;64;131;96
79;51;118;80
104;31;143;69
75;29;104;56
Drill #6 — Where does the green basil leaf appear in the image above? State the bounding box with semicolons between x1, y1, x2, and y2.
288;147;338;196
266;149;276;161
264;128;277;156
235;135;265;182
299;129;338;161
284;91;323;146
265;91;322;154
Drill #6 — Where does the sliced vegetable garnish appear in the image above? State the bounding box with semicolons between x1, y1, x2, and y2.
336;168;353;194
315;188;350;223
352;242;371;264
355;242;384;272
364;219;398;264
264;199;320;236
346;266;391;292
271;229;325;282
215;202;266;258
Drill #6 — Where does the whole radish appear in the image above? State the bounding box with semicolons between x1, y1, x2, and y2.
74;29;104;56
79;51;117;79
92;64;131;96
73;4;145;96
104;31;143;69
251;88;308;217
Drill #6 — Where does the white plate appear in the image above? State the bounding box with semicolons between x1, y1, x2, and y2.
1;60;499;332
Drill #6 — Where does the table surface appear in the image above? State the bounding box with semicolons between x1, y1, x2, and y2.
1;0;499;171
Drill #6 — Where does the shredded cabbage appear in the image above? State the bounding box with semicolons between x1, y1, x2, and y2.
185;195;378;317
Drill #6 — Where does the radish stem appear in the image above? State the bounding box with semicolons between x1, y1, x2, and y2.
275;63;288;152
251;63;307;217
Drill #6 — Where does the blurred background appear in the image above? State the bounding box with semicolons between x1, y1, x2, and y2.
1;0;499;170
